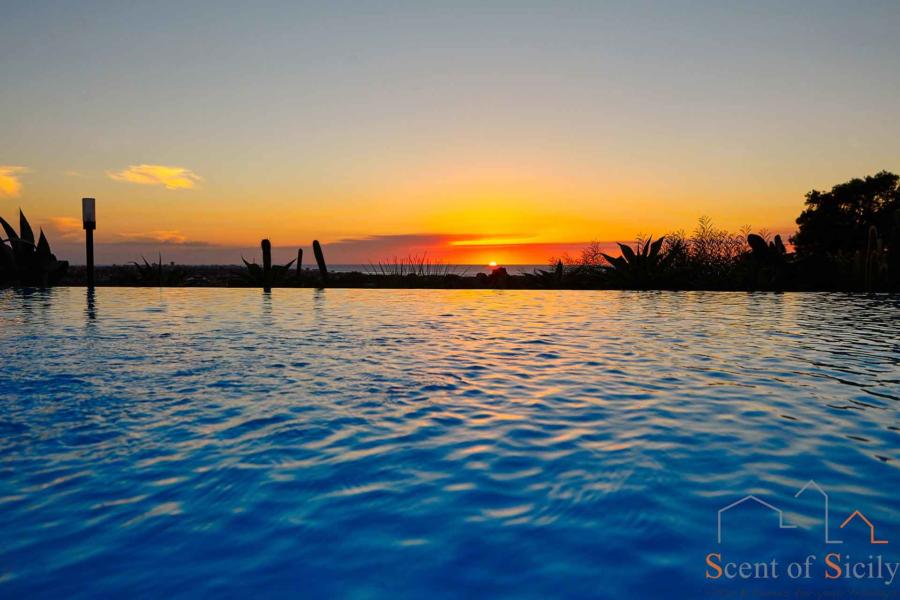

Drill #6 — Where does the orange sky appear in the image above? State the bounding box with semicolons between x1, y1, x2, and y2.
1;160;809;265
2;3;898;264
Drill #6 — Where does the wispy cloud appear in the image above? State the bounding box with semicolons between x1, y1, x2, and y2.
321;233;597;264
63;170;87;178
448;236;534;247
107;164;202;190
331;233;520;248
116;230;208;246
0;166;29;198
44;216;84;241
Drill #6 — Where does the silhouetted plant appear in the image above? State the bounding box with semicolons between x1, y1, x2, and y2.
659;218;749;288
793;171;899;258
574;218;752;289
367;254;460;277
523;260;573;288
295;248;303;283
131;254;187;286
576;242;607;268
745;233;794;290
857;226;888;292
0;210;69;287
240;259;296;286
689;217;747;277
313;240;328;282
238;240;295;287
601;236;670;288
891;209;900;287
747;233;787;265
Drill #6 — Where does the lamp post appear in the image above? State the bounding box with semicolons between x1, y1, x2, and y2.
82;198;96;288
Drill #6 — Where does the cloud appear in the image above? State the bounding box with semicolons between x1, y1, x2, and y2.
115;230;208;246
0;166;29;198
448;236;535;247
330;233;521;249
64;170;87;178
107;164;202;190
44;217;84;241
319;233;597;264
325;233;490;259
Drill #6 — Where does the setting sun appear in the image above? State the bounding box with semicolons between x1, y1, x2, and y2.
488;261;498;267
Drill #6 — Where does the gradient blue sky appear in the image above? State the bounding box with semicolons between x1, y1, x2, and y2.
2;1;898;264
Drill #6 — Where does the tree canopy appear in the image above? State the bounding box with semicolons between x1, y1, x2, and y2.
792;171;900;256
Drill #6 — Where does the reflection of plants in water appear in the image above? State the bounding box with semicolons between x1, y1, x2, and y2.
0;210;69;287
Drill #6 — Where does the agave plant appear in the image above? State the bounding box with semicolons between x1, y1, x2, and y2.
523;260;570;288
0;210;69;287
238;258;296;286
236;240;296;287
746;233;795;290
601;236;670;288
131;254;187;286
747;233;787;265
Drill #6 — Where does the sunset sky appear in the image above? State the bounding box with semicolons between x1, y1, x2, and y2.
2;1;899;264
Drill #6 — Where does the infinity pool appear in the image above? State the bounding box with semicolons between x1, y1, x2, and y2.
1;288;899;598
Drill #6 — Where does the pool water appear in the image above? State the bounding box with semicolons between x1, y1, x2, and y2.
1;288;899;598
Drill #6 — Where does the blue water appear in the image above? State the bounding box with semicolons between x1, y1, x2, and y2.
1;288;899;598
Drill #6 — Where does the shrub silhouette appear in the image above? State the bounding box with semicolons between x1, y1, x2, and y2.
793;171;899;258
523;260;570;289
0;210;68;287
601;236;670;288
131;254;187;286
237;240;296;287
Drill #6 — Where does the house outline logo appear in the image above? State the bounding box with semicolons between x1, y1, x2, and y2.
841;511;889;545
717;495;796;544
795;480;842;544
717;480;889;546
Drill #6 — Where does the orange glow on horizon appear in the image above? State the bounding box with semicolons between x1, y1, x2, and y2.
450;237;536;247
4;3;894;268
17;154;803;266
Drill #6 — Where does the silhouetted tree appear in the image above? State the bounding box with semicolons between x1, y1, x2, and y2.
792;171;899;257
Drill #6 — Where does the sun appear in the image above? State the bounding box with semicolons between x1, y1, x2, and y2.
488;261;498;267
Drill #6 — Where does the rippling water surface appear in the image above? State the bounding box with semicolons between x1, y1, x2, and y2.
2;288;899;598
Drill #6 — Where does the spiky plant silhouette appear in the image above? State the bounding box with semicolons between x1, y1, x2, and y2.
523;260;569;288
131;254;187;286
601;236;670;288
0;210;68;287
237;240;296;288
